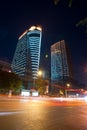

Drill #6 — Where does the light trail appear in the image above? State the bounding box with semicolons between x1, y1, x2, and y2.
0;111;22;116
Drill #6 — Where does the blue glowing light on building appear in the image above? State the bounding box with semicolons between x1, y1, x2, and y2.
51;40;73;85
11;26;42;84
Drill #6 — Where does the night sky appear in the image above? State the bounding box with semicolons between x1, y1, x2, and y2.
0;0;87;84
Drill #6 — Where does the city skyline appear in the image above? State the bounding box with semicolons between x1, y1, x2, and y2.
0;1;87;84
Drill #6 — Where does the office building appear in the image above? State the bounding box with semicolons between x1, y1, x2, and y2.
51;40;73;86
11;26;42;88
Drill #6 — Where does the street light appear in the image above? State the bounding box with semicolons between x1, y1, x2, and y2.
65;83;70;97
33;70;42;88
66;83;70;87
38;70;42;77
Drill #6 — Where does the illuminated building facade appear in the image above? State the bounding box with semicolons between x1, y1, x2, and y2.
51;40;73;86
11;26;42;88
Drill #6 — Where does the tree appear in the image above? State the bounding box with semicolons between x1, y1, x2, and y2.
76;17;87;33
53;0;87;33
53;0;73;7
0;70;22;94
35;78;46;95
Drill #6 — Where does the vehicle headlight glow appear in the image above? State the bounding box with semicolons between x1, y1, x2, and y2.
84;96;87;101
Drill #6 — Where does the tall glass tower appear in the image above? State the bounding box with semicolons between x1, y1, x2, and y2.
51;40;73;86
11;26;42;88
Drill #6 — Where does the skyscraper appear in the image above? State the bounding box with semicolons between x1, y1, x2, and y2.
11;26;42;88
51;40;73;86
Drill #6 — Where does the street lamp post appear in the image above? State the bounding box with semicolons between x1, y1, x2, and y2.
33;78;36;88
65;83;70;97
33;70;42;88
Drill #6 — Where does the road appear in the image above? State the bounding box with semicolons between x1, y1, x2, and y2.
0;97;87;130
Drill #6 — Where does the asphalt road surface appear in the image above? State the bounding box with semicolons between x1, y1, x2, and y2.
0;97;87;130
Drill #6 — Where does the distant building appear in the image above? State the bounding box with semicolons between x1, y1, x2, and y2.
51;40;73;86
0;60;11;72
11;26;42;88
